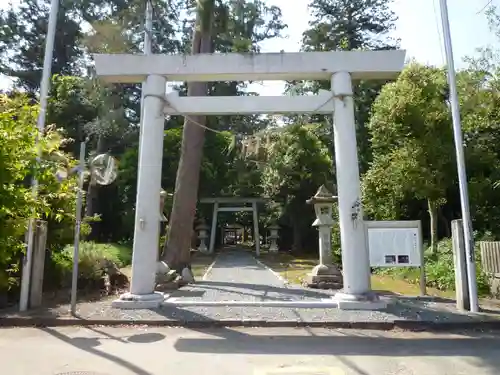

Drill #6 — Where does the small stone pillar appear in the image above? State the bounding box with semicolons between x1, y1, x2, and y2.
268;224;280;253
196;220;210;253
306;185;343;289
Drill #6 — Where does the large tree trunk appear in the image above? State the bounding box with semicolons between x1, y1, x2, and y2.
162;0;215;271
428;199;439;256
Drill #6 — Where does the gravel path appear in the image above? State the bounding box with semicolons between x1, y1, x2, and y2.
2;250;500;324
167;249;327;303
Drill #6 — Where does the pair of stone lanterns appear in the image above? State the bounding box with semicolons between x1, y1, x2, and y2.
306;185;343;289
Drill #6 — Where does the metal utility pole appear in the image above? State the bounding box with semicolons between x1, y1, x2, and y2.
70;141;86;315
140;0;153;126
19;0;59;312
438;0;479;312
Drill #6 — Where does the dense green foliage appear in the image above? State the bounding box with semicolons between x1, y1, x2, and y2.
0;95;79;291
53;242;132;288
261;124;333;252
3;0;500;303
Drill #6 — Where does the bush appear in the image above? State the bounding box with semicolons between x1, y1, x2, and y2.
374;237;490;296
0;95;79;292
52;242;132;288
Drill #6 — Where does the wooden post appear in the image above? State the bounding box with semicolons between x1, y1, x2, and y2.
30;220;48;308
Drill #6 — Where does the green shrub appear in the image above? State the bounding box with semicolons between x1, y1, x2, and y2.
0;95;80;292
374;237;490;296
52;242;132;287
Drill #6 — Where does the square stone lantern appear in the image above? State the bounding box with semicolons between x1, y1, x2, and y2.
267;224;280;253
305;185;343;289
196;219;210;254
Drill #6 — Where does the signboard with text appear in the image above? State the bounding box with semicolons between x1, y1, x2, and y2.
366;221;423;268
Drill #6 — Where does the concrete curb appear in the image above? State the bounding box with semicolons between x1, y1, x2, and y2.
1;317;500;331
202;255;218;281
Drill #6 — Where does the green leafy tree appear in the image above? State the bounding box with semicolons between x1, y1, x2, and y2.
458;69;500;236
363;63;455;254
291;0;398;170
0;94;78;290
47;74;132;240
116;127;235;241
261;124;333;253
0;0;82;94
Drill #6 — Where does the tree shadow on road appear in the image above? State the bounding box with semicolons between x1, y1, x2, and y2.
172;325;500;373
41;327;165;375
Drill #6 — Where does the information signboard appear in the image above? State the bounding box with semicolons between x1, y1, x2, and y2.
365;220;425;295
367;227;421;267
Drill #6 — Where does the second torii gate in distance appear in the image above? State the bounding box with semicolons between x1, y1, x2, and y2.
94;49;406;309
199;197;268;256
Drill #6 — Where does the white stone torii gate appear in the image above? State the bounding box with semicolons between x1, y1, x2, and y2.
199;197;267;256
94;50;405;309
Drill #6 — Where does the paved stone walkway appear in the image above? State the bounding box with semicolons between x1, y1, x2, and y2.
168;249;324;302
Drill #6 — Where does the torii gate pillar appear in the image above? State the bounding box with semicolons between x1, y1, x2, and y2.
330;71;373;304
114;74;166;308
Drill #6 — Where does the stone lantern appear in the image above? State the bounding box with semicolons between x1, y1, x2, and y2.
306;185;343;289
196;219;210;253
267;224;280;253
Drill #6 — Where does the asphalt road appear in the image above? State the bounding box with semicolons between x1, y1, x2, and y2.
1;327;500;375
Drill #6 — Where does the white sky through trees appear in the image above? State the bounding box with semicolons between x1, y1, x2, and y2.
0;0;498;95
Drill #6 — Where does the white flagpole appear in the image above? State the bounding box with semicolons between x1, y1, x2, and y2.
438;0;479;312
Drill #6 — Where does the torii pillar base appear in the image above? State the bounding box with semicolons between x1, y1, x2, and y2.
332;290;388;310
111;291;164;309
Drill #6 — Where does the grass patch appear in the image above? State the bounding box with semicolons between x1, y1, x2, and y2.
258;252;317;285
191;252;215;278
60;242;133;268
371;274;455;298
259;251;455;298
